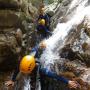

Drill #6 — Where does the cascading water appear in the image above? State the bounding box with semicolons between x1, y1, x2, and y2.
40;0;89;68
40;0;90;83
24;0;90;90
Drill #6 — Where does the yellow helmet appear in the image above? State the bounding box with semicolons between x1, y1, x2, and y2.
20;55;36;74
38;19;45;25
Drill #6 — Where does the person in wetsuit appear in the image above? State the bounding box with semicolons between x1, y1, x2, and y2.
5;41;78;90
36;7;52;41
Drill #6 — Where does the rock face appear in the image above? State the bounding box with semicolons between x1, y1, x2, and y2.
0;0;37;71
0;0;21;9
0;5;21;71
0;10;21;27
0;0;38;89
50;0;72;29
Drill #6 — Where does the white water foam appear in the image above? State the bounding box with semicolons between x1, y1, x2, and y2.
40;0;89;71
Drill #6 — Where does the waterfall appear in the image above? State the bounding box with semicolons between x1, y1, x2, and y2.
40;0;89;70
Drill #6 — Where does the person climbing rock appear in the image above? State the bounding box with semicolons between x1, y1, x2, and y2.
5;41;78;90
36;7;52;41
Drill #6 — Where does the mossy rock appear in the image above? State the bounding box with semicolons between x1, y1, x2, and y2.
82;42;88;51
79;53;90;67
85;28;90;37
0;0;21;10
0;10;21;27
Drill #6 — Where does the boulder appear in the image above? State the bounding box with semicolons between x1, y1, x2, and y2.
50;0;72;29
0;0;21;10
0;28;22;71
0;10;21;27
84;28;90;37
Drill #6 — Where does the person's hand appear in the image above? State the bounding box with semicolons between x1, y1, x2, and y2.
68;80;78;89
5;80;15;87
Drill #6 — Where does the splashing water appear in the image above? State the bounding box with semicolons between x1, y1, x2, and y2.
24;76;31;90
40;0;90;71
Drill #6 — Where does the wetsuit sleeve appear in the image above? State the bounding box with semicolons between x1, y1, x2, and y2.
30;45;39;58
39;68;69;84
45;14;50;26
30;48;37;56
11;68;19;82
44;26;52;35
11;56;21;82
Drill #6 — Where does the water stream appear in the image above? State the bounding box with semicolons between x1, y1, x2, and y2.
40;0;89;69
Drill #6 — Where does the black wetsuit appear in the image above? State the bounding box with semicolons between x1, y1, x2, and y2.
36;14;52;41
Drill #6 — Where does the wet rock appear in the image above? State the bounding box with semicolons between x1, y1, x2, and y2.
79;54;90;67
60;44;77;60
60;71;76;79
50;0;72;29
0;0;21;10
56;60;90;90
82;42;89;52
0;10;21;27
28;3;37;17
0;72;12;90
74;78;90;90
84;28;90;37
0;0;38;89
83;16;90;37
56;58;86;76
0;29;21;71
46;11;55;18
20;0;37;18
82;42;90;55
0;0;37;71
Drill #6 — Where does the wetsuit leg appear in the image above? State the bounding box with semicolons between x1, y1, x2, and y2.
30;67;37;90
39;68;69;84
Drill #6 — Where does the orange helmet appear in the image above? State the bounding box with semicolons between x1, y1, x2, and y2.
38;19;45;25
20;55;36;74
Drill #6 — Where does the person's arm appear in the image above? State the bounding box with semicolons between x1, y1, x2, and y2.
40;68;68;84
5;57;20;86
43;26;52;36
40;68;78;88
45;14;50;26
11;67;19;82
5;67;19;87
30;45;39;58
